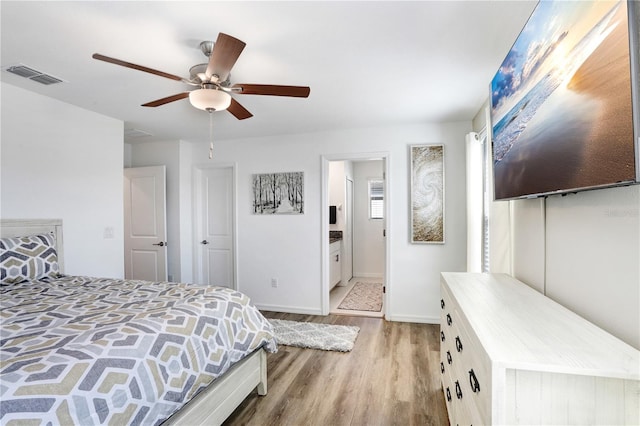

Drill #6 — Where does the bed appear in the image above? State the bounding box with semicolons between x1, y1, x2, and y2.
0;219;277;425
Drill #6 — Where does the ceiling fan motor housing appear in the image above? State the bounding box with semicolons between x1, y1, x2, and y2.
189;63;230;86
199;40;214;57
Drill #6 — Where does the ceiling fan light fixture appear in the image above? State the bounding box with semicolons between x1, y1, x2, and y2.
189;88;231;111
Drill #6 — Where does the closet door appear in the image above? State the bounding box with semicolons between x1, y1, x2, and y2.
195;166;235;289
124;166;167;281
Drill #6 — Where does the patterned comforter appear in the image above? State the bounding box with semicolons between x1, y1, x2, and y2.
0;276;277;425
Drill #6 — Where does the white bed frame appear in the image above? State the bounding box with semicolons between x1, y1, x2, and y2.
1;219;65;272
0;218;267;426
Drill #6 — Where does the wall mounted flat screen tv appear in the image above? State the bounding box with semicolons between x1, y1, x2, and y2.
490;0;640;201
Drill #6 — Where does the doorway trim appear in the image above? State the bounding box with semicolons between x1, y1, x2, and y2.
321;152;391;316
192;162;238;289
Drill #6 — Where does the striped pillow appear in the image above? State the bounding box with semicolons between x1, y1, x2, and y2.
0;233;60;284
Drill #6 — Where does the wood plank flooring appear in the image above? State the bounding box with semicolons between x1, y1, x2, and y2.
223;312;449;426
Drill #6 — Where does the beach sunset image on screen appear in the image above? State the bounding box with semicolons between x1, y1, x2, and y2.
490;0;636;200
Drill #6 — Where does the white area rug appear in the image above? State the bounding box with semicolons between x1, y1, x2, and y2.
269;319;360;352
337;282;383;312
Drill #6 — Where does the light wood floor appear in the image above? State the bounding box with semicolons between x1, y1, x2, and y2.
224;312;449;426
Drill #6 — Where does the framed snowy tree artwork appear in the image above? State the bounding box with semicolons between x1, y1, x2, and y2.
252;172;304;214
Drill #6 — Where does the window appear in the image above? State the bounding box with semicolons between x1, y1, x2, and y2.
481;129;491;272
368;179;384;219
467;128;491;272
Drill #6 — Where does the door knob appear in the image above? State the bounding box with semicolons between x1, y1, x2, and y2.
201;240;209;245
152;241;166;247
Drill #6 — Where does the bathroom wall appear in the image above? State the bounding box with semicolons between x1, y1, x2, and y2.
352;160;384;277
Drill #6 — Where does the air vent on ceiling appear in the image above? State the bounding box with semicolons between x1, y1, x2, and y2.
3;64;64;85
124;128;153;140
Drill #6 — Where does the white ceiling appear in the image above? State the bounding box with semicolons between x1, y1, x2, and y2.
1;1;537;144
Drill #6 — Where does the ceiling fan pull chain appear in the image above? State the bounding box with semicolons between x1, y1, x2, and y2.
208;109;214;159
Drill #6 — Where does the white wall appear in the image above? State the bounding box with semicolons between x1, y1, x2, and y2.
328;161;346;231
511;198;545;291
1;82;124;278
129;122;469;322
545;187;639;349
352;160;384;277
510;186;640;349
178;140;195;283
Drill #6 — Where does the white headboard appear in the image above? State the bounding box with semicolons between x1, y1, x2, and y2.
0;219;65;273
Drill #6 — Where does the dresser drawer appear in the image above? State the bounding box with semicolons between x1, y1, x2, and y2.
440;355;455;420
440;286;458;423
441;281;492;425
449;310;492;425
446;369;483;426
440;286;459;379
441;360;482;426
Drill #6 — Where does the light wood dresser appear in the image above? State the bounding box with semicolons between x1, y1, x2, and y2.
440;272;639;425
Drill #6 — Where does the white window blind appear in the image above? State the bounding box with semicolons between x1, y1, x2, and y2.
480;128;491;272
466;128;491;273
369;179;384;219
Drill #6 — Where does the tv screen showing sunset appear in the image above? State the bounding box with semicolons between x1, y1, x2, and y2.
490;0;636;200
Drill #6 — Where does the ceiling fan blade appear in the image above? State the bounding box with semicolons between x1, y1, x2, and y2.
142;92;190;107
93;53;184;82
206;33;246;82
227;98;253;120
233;84;310;98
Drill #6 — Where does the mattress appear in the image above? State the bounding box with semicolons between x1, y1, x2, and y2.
0;275;277;425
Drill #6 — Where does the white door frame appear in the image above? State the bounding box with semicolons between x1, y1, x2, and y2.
321;152;391;316
192;162;238;289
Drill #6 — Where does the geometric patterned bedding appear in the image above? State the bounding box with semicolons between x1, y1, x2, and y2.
0;275;277;425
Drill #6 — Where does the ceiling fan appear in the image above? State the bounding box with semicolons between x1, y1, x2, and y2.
92;32;310;120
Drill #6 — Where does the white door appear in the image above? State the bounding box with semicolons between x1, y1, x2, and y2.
124;166;167;281
196;166;235;288
344;178;354;282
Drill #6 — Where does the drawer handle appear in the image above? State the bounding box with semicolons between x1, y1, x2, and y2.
455;380;463;399
445;387;452;402
455;336;463;352
446;350;452;365
469;369;481;393
440;298;445;309
440;331;445;342
446;313;452;326
440;362;445;374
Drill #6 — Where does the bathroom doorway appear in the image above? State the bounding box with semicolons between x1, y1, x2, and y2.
322;153;389;317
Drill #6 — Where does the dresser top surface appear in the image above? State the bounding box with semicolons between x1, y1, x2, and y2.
441;272;639;380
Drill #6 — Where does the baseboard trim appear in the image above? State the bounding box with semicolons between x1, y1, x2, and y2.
353;273;384;279
255;305;440;324
386;314;440;324
255;304;323;316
